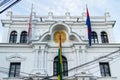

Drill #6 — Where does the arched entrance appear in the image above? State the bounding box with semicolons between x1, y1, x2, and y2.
53;56;68;76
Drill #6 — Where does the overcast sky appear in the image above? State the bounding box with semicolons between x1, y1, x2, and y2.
0;0;120;42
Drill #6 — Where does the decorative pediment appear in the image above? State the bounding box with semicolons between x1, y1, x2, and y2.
6;54;26;62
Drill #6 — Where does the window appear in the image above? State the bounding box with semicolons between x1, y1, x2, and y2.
99;62;111;77
9;62;21;77
101;31;109;43
20;31;27;43
53;56;68;76
91;31;98;43
9;31;17;43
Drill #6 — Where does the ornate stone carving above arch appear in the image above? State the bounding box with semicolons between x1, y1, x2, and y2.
69;35;79;42
38;21;86;43
6;53;26;62
41;34;51;42
50;21;71;34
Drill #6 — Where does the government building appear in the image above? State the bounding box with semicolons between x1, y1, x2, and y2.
0;10;120;80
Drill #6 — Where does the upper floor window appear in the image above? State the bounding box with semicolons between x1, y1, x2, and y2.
9;31;17;43
9;62;21;77
101;31;109;43
53;56;68;76
20;31;27;43
91;31;98;43
99;62;111;77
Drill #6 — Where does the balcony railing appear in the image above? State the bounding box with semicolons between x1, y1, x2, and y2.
2;76;117;80
3;77;23;80
97;77;117;80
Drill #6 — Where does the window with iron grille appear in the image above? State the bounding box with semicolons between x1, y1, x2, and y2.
91;31;98;43
99;62;111;77
101;31;109;43
53;56;68;76
9;31;17;43
20;31;27;43
9;62;21;77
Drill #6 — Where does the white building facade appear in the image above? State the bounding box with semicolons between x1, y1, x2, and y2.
0;11;120;80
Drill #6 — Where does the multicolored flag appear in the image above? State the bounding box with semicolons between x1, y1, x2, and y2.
86;6;92;46
27;4;33;42
58;34;62;80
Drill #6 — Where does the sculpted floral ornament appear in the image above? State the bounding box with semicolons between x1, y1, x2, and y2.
54;31;66;43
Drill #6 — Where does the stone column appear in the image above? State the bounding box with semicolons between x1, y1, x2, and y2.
74;45;81;74
44;46;48;74
98;31;102;44
81;46;86;64
31;44;47;76
3;27;9;43
16;31;20;43
39;45;47;74
31;46;41;74
33;46;40;69
41;45;45;69
74;45;80;66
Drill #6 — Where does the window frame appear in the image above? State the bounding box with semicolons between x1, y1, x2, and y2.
53;56;68;76
9;31;17;43
101;31;109;43
99;62;111;77
9;62;21;77
20;31;27;43
91;31;98;43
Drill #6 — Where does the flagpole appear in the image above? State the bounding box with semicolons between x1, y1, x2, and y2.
58;33;62;80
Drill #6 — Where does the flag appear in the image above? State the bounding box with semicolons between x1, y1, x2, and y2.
27;4;33;42
28;12;32;39
86;6;92;46
58;34;62;80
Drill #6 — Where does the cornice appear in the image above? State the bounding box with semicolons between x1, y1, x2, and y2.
0;43;31;48
89;43;120;48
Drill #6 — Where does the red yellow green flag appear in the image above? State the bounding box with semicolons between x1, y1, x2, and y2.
58;34;62;80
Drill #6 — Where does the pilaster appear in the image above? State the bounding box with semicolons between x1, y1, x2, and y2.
16;31;20;43
31;45;47;75
74;45;81;66
98;31;102;44
81;46;87;65
2;27;9;43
